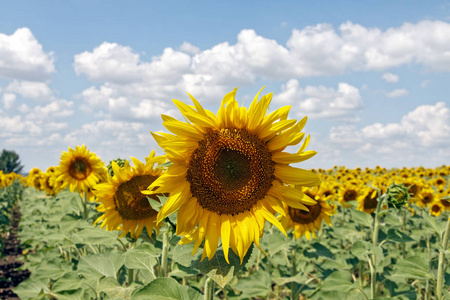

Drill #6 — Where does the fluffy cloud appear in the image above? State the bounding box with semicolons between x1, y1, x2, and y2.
381;72;399;83
5;80;54;101
0;28;55;81
326;102;450;167
276;79;363;120
385;88;409;98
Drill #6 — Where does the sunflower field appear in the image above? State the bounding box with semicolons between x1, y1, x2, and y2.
1;88;450;300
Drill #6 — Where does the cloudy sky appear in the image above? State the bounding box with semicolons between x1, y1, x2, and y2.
1;1;450;172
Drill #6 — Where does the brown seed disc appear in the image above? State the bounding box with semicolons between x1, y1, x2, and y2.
363;191;378;210
68;158;92;180
186;128;275;215
343;189;358;202
114;175;159;220
288;203;322;224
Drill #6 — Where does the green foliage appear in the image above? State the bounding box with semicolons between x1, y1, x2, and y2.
0;149;24;174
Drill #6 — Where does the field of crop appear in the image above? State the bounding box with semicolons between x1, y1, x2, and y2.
1;164;449;300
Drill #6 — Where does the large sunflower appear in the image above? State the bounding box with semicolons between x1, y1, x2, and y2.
146;87;320;262
93;152;166;238
279;186;336;240
57;145;107;195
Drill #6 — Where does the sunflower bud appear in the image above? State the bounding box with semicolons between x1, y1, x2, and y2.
107;158;127;177
386;182;411;209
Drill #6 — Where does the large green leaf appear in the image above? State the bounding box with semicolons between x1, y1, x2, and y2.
78;252;125;280
132;277;202;300
385;228;415;243
350;240;384;268
124;243;160;277
70;227;122;246
233;270;272;298
51;271;83;293
98;277;136;300
388;255;433;281
320;270;359;293
349;208;373;227
13;279;50;300
173;243;253;288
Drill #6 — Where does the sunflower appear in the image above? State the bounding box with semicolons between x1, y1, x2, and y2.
415;187;435;208
430;201;444;217
146;87;320;262
357;187;380;214
57;145;107;195
338;181;360;207
279;186;335;240
93;152;166;238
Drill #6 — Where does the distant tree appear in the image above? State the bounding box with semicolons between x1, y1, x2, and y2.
0;149;24;174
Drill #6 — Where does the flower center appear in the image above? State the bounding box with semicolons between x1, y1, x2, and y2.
363;190;378;210
432;204;442;213
288;203;322;224
114;175;159;220
187;128;275;215
343;189;357;201
69;158;92;180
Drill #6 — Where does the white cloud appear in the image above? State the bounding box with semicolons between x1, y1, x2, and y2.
385;88;409;98
2;93;16;109
324;102;450;167
381;72;399;83
276;79;363;120
421;80;431;88
5;80;54;101
0;28;55;81
179;42;200;55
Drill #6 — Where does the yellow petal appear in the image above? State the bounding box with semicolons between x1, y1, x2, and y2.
275;165;321;187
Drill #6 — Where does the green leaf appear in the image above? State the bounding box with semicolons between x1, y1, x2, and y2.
31;258;72;281
423;213;444;237
350;208;373;227
70;228;122;246
389;255;433;281
53;289;85;300
385;228;415;243
351;240;384;265
261;230;291;255
98;277;135;300
303;242;335;259
51;271;83;293
173;243;254;288
234;270;272;298
13;279;50;300
78;252;124;280
124;243;160;277
320;270;358;293
132;277;202;300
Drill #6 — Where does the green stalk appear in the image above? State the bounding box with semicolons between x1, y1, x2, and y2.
291;248;297;300
436;217;450;300
82;192;88;219
160;229;170;277
371;194;385;299
204;277;215;300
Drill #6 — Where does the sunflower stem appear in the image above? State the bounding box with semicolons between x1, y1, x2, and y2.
291;248;297;300
160;229;170;277
82;192;88;219
371;193;385;299
204;277;215;300
436;217;450;300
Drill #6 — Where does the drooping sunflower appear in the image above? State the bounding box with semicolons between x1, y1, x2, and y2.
146;87;320;262
57;145;107;195
279;186;336;240
92;152;166;238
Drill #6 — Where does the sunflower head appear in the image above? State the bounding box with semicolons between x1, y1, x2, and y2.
57;145;107;194
93;151;166;238
148;87;320;262
280;186;335;240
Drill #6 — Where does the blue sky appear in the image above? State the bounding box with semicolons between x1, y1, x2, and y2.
1;0;450;172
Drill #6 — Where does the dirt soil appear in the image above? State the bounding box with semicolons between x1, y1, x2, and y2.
0;208;30;299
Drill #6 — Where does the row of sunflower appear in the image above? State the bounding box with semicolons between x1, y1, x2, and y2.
5;88;450;299
19;88;449;264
